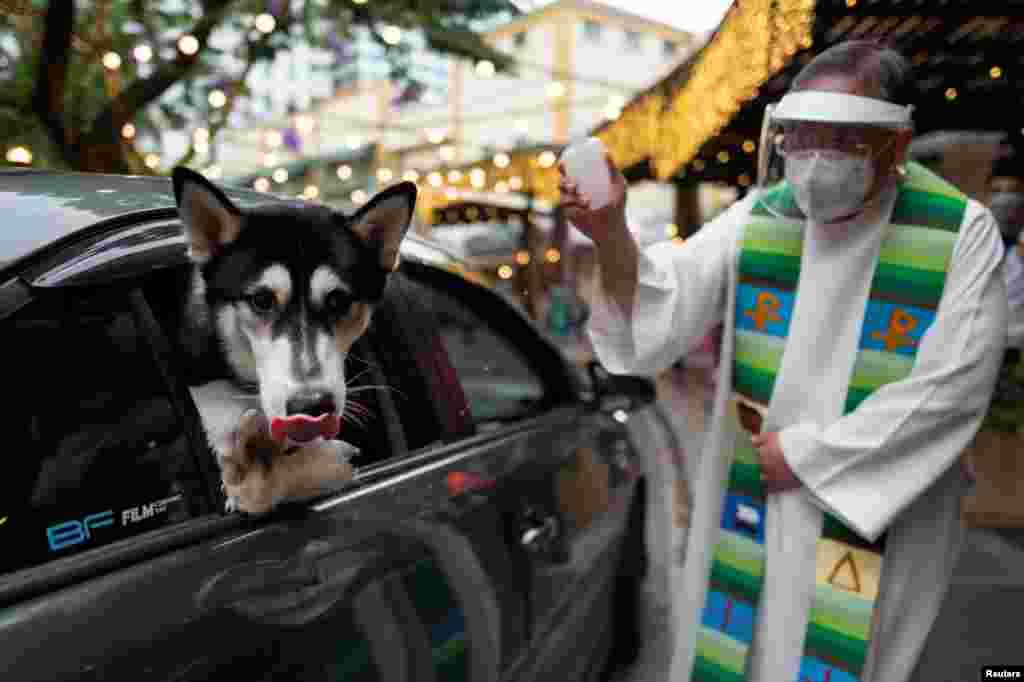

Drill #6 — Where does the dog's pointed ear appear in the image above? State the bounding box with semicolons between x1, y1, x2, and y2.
173;167;243;264
347;181;417;272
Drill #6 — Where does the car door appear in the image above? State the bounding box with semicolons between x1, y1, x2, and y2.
394;261;649;682
0;257;506;682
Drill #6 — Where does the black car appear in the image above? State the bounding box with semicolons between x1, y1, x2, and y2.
0;169;674;682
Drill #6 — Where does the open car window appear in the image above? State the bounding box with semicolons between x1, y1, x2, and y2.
409;278;548;428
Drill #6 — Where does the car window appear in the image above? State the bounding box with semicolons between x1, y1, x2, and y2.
0;286;209;575
414;281;546;427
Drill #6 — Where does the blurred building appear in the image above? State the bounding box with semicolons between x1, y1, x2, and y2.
217;0;698;214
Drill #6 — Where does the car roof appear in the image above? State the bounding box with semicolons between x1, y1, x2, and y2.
0;169;471;286
0;169;276;270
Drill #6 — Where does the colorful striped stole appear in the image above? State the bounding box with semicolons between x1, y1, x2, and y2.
692;162;966;682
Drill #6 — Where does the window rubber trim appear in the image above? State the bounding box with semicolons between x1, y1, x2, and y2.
129;288;222;514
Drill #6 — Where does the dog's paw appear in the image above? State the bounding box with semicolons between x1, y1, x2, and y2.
220;410;358;515
220;410;284;515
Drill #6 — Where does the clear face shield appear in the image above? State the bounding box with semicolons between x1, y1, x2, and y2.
756;91;914;222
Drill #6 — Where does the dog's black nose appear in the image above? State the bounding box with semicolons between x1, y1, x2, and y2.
286;391;337;417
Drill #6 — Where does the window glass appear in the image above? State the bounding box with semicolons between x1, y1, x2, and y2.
0;288;207;574
415;283;545;426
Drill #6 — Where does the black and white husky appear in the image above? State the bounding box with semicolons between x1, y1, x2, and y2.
171;167;416;513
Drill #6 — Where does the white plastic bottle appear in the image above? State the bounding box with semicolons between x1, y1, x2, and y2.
559;137;613;210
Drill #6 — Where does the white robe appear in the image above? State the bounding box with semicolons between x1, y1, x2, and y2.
587;187;1008;682
1003;246;1024;348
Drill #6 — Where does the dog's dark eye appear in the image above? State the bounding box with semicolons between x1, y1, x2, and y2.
323;290;353;317
246;289;276;313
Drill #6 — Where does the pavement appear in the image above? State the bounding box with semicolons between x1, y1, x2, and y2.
620;359;1024;682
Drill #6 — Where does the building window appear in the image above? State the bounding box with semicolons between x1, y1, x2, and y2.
623;30;642;53
583;20;602;43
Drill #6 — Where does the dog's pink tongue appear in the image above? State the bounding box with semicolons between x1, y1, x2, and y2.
271;414;341;443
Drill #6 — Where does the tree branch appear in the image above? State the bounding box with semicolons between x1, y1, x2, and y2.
76;0;239;171
170;42;261;170
32;0;76;165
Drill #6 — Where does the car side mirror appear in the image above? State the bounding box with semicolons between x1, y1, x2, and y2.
586;360;657;414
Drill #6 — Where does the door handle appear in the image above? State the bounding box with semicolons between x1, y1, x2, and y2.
518;506;566;562
196;558;319;612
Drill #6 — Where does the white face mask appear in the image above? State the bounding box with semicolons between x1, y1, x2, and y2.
786;151;874;223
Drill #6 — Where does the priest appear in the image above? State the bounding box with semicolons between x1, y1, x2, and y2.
562;40;1007;682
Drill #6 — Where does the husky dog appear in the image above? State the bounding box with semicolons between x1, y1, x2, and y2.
171;167;416;513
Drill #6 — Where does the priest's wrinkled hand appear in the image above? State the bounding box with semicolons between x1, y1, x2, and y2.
751;431;802;494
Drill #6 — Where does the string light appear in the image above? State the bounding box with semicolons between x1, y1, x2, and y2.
546;82;566;98
493;152;510;168
381;25;403;46
144;153;160;169
254;177;271;192
102;52;122;70
469;168;486;188
545;248;561;264
303;185;320;200
208;89;227;108
428;172;443;187
439;145;456;162
665;223;679;238
273;168;289;183
447;169;463;183
475;60;495;78
509;176;523;190
337;164;352;180
121;123;136;139
5;146;32;164
990;66;1003;79
498;265;514;279
351;189;368;204
945;87;958;100
515;251;531;265
377;168;394;183
133;44;153;63
177;35;200;56
403;170;420;182
255;14;276;34
537;151;556;168
444;187;459;200
742;140;756;153
595;0;814;180
717;150;730;163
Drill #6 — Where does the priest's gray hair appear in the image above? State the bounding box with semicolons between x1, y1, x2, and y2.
791;40;916;108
